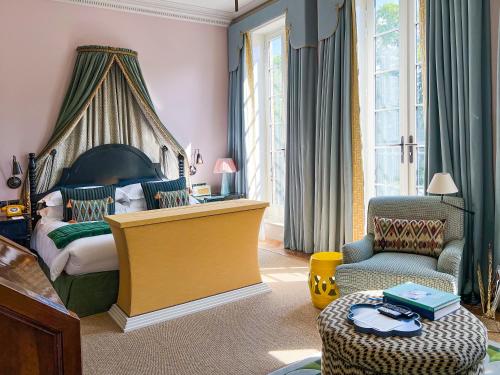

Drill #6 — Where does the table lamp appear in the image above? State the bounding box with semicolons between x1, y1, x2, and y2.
427;172;474;214
213;158;237;196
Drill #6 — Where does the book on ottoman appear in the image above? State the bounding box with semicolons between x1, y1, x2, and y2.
383;282;460;320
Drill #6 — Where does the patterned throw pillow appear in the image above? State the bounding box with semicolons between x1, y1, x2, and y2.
156;190;190;208
141;178;186;210
61;185;116;221
373;216;446;258
68;197;112;222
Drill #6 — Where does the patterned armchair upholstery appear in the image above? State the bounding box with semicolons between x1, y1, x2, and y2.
336;196;465;295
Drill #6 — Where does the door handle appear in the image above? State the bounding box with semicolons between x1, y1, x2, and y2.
406;135;417;164
386;136;405;164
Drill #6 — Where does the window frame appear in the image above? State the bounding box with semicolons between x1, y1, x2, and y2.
358;0;424;202
264;29;287;214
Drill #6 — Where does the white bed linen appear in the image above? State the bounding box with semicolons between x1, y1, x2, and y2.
31;217;118;281
32;197;200;281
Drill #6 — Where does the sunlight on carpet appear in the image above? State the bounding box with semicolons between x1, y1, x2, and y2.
268;349;321;365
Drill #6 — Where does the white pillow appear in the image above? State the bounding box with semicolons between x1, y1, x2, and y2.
38;186;129;206
129;198;147;211
38;206;64;220
120;183;145;200
115;202;130;214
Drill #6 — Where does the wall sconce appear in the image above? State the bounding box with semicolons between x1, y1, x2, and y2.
189;149;203;176
7;156;23;189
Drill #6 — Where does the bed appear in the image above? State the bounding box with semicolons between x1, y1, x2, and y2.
29;144;186;317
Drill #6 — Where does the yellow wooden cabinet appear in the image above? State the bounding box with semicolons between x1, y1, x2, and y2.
105;200;268;318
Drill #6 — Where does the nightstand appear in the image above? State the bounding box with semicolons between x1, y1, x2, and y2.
0;215;29;247
194;193;245;203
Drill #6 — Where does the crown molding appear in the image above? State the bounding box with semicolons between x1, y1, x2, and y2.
53;0;236;27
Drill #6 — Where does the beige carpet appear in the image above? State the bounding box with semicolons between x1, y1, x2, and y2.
81;250;322;375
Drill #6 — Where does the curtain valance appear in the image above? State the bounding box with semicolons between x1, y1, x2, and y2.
228;0;320;72
318;0;345;40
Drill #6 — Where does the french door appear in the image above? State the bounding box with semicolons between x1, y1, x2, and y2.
360;0;425;198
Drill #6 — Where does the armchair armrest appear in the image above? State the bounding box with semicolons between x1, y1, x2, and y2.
342;234;374;264
437;239;465;278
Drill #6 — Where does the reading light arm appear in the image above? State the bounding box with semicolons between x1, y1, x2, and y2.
439;195;475;215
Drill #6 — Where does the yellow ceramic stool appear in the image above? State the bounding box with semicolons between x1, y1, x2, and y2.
308;252;343;309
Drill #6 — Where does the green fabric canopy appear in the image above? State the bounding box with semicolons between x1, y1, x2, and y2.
32;45;188;194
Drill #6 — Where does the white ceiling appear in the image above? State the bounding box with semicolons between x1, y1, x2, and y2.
55;0;270;26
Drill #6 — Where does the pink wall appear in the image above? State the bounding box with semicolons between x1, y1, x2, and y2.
0;0;228;200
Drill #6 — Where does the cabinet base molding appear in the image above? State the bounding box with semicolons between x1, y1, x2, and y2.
108;282;271;332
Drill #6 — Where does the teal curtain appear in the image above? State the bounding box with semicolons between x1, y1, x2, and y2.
314;0;353;251
227;46;247;195
425;0;493;297
49;50;112;148
284;46;317;252
118;54;156;110
495;13;500;269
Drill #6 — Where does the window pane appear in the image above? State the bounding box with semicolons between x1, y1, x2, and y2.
272;96;283;124
416;65;423;104
375;147;400;196
375;31;399;71
375;0;400;34
273;122;286;151
375;110;400;145
376;184;400;196
415;24;422;64
416;105;424;144
273;150;286;206
270;37;281;63
272;68;282;96
416;146;425;195
375;71;399;109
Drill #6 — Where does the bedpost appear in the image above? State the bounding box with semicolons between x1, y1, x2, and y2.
178;154;185;178
28;153;36;221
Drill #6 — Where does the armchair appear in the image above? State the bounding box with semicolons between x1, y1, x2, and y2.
336;196;465;295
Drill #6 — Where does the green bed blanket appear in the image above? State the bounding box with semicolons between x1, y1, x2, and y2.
48;221;112;249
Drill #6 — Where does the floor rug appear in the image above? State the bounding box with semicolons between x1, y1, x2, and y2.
270;342;500;375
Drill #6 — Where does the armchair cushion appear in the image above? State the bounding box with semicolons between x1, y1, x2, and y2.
342;234;374;264
336;252;458;295
437;239;465;278
373;216;446;257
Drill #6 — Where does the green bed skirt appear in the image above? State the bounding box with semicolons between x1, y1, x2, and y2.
39;258;119;318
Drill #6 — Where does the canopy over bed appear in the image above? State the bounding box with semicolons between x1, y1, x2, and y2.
27;45;188;201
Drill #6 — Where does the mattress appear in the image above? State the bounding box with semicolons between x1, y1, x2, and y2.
31;217;118;281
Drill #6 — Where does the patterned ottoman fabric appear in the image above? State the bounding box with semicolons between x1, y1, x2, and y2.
317;293;487;375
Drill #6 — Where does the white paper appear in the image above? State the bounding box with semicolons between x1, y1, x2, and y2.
354;310;402;331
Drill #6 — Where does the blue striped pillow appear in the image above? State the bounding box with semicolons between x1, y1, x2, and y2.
141;178;186;210
61;186;116;221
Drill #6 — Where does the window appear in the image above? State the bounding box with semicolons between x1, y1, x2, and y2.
244;17;287;228
358;0;425;200
266;33;286;212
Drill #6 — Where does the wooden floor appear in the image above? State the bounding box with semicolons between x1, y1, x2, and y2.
259;239;500;342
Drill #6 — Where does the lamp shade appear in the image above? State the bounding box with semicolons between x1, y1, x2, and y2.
427;173;458;195
11;156;22;176
213;158;237;174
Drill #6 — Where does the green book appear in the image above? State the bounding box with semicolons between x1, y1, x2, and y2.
383;282;460;313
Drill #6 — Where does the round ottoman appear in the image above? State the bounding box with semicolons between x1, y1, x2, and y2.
308;252;343;309
317;292;488;375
